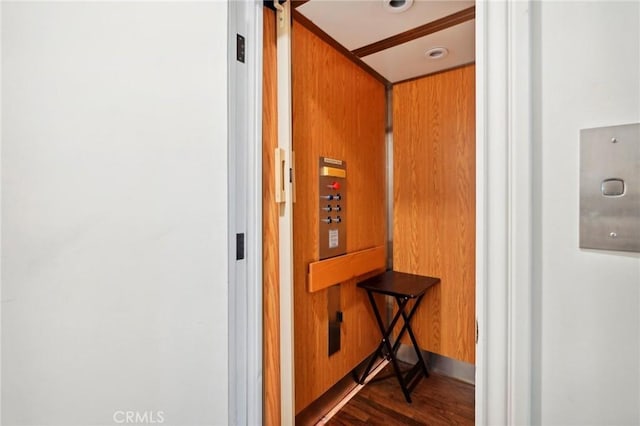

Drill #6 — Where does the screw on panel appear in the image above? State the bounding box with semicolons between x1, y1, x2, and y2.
611;137;618;143
609;232;617;239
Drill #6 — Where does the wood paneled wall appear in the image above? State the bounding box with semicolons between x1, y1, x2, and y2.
292;21;387;413
392;65;476;364
262;8;280;426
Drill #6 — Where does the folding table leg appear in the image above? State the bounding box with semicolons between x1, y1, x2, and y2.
357;291;428;403
383;334;412;403
369;294;413;402
356;290;408;384
399;294;429;378
374;295;412;402
378;294;430;401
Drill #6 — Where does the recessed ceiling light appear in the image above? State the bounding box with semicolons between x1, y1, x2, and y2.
383;0;414;14
425;47;449;60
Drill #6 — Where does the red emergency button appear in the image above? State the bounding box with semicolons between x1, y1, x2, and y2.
328;181;340;190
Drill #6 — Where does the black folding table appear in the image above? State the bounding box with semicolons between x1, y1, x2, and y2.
355;270;440;403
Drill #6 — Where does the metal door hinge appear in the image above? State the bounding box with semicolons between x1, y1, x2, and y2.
475;319;479;344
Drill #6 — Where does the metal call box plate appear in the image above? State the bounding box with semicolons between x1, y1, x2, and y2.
580;123;640;252
319;157;346;260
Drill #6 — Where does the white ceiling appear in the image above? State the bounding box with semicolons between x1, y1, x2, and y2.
362;19;475;82
296;0;476;83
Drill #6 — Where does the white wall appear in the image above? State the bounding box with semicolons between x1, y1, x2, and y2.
1;2;228;425
533;2;640;425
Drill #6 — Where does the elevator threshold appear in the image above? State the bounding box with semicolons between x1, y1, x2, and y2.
295;355;389;426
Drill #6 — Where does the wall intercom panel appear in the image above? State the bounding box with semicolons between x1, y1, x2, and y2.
580;123;639;252
319;157;346;260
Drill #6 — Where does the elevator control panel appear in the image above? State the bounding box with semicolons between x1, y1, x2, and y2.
319;157;346;260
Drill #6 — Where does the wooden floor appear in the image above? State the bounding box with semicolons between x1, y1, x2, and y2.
326;363;474;426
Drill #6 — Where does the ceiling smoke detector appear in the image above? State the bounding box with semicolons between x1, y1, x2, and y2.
425;47;449;60
383;0;414;13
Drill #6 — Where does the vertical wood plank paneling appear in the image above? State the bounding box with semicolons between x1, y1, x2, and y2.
292;21;387;413
262;8;281;426
393;65;476;364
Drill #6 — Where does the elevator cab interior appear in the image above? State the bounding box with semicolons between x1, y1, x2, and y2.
262;1;477;423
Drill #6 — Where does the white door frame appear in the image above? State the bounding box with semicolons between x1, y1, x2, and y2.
475;1;533;424
229;0;536;423
228;1;264;425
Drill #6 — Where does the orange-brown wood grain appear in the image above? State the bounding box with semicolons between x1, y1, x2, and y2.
262;8;280;426
392;65;476;365
307;245;386;293
292;21;387;413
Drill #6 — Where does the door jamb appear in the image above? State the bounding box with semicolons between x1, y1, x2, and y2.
228;1;264;425
475;1;533;424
